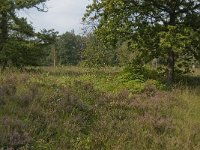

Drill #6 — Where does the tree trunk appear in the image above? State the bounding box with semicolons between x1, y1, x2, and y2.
0;12;8;49
1;61;7;72
166;12;176;85
52;44;56;67
167;50;175;85
0;11;8;71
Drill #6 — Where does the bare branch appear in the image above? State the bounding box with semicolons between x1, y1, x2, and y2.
34;3;48;12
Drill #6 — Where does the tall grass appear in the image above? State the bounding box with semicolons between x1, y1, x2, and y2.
0;67;200;149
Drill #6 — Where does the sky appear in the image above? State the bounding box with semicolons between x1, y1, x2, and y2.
18;0;92;35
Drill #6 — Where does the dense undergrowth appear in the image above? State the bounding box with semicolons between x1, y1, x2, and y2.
0;67;200;149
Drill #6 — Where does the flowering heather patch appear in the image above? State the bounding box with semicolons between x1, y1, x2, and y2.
0;67;200;149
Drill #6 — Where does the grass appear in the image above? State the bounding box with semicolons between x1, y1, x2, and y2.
0;66;200;149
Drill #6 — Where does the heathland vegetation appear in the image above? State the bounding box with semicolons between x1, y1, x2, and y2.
1;67;200;149
1;0;200;149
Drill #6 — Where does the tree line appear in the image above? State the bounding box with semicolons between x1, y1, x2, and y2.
40;30;133;67
1;0;200;85
0;0;133;69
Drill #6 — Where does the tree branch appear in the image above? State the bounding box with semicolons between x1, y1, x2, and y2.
34;3;48;12
177;3;200;14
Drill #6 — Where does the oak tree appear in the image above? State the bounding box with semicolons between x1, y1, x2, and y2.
84;0;200;84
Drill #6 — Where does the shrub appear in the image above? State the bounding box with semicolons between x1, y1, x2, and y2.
0;116;32;149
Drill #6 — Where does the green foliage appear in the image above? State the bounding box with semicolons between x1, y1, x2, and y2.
81;33;117;67
83;0;200;83
117;64;166;93
0;0;56;69
1;67;200;149
56;31;84;65
116;40;134;66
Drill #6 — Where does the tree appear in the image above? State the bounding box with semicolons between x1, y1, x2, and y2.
56;31;84;65
82;33;117;67
0;0;52;70
83;0;200;84
37;29;59;66
116;40;134;66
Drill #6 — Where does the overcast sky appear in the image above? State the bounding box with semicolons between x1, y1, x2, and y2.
18;0;92;35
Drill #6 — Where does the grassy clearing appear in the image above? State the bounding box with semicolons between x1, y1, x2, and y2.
0;66;200;149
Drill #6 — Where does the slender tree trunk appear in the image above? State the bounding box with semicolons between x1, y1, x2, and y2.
52;44;56;67
53;49;56;67
166;12;176;85
0;12;8;49
0;11;8;71
167;50;175;85
1;61;7;72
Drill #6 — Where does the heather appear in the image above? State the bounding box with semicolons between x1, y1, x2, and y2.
0;67;200;149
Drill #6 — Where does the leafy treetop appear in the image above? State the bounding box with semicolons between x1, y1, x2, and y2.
83;0;200;84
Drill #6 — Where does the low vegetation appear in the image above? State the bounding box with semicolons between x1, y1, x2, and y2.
1;0;200;149
1;66;200;149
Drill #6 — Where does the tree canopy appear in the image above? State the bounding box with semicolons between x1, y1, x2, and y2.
83;0;200;84
0;0;54;69
56;31;84;65
82;33;118;67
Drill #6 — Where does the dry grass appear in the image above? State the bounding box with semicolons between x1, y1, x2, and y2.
0;67;200;149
